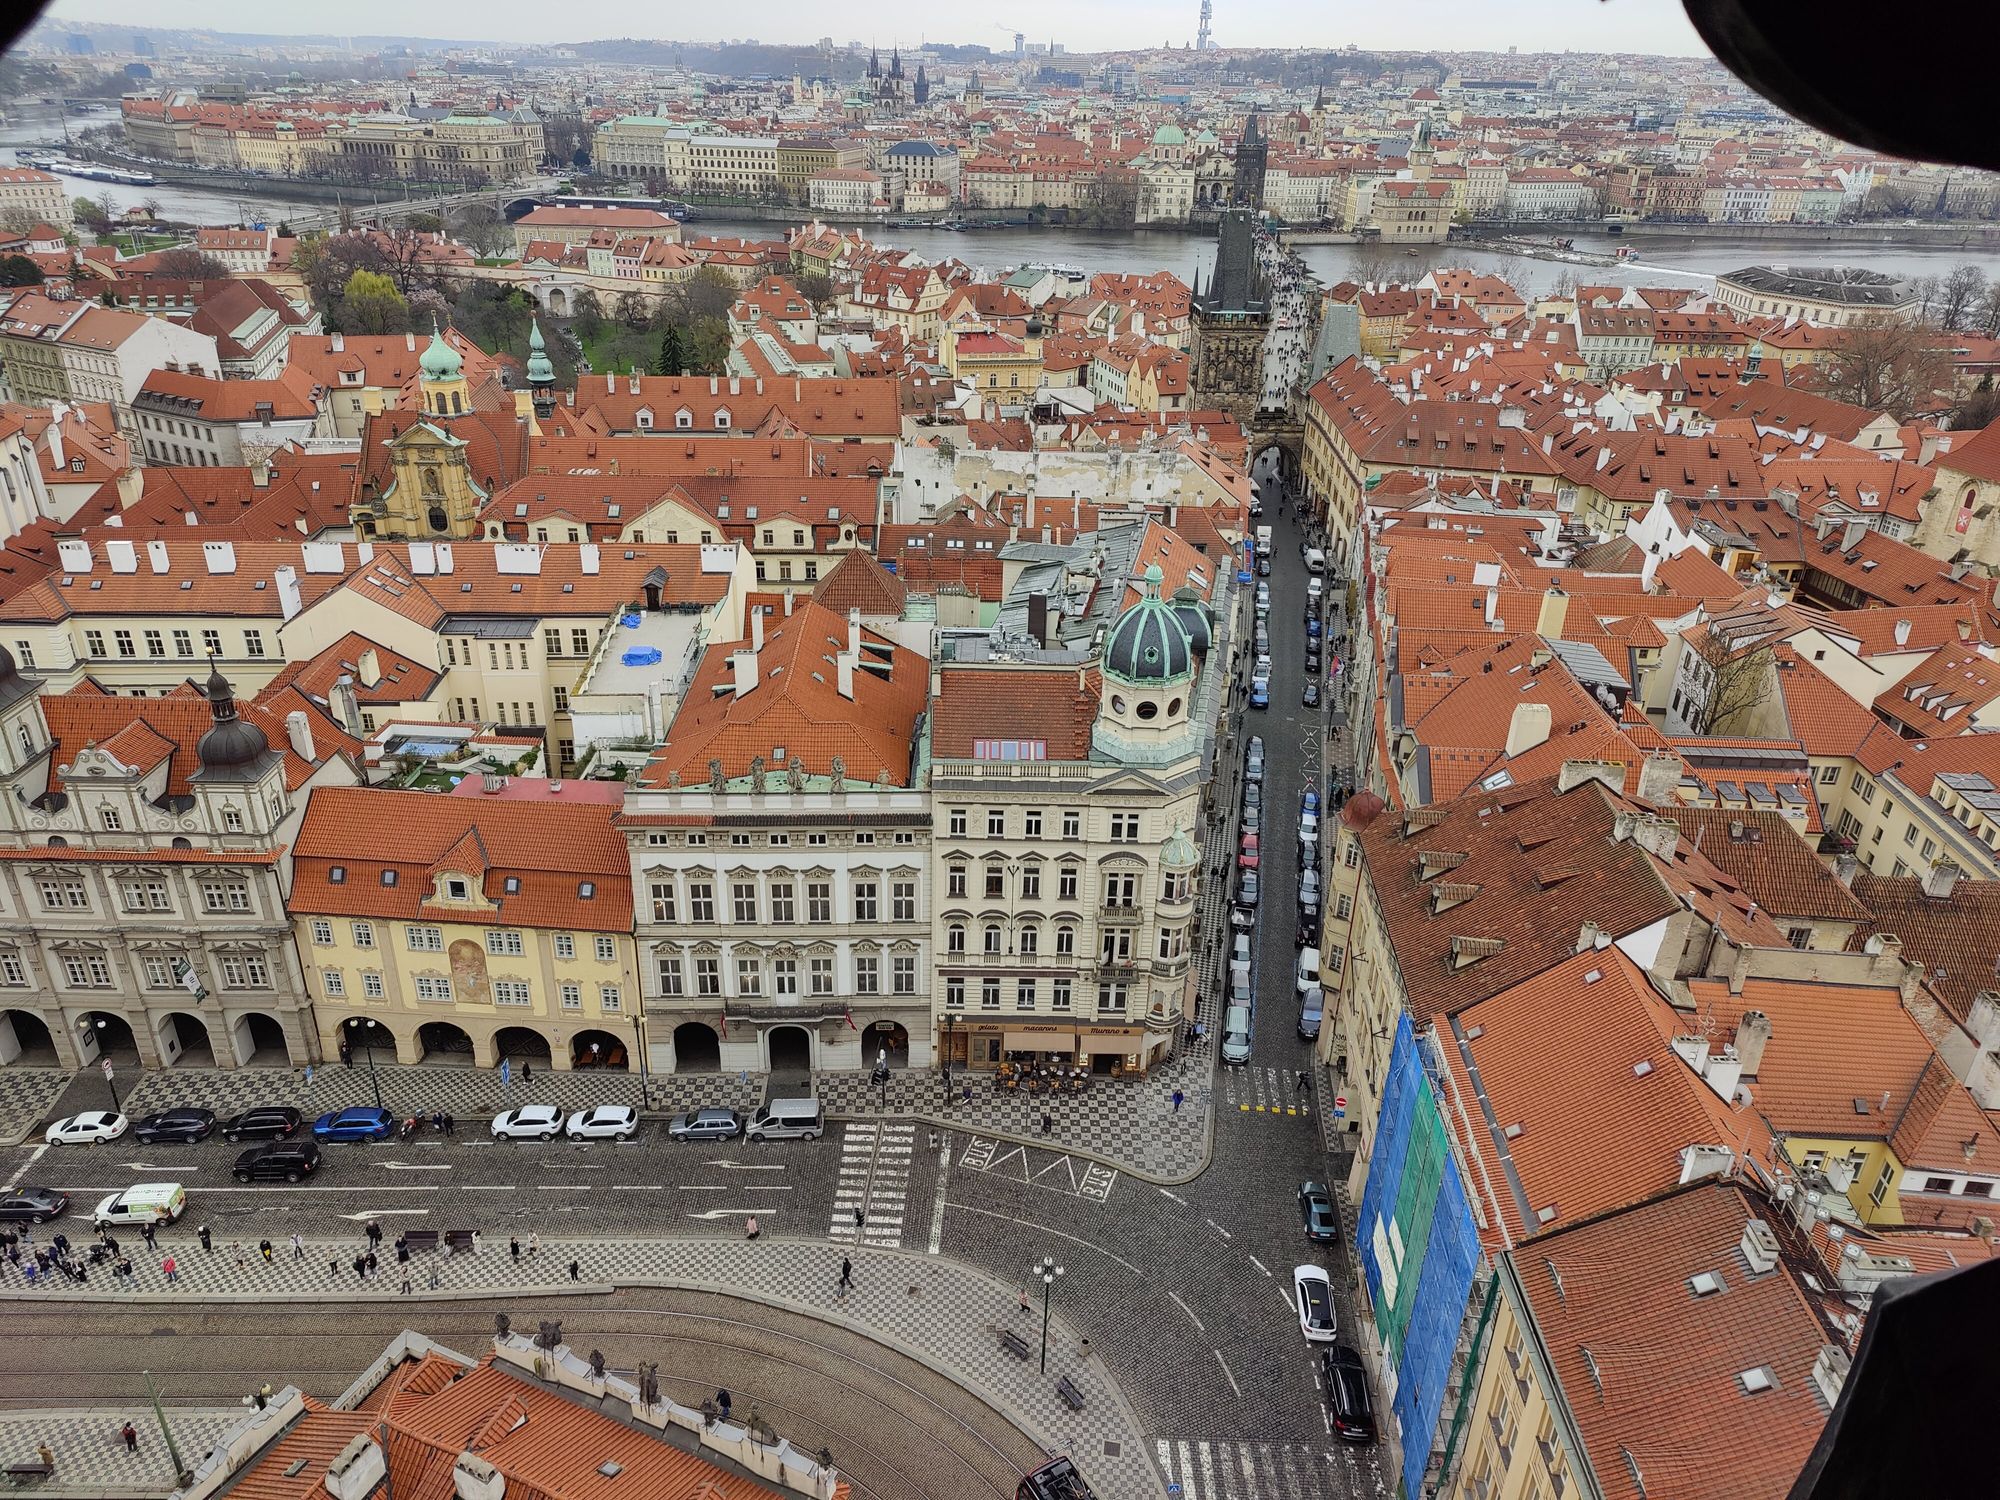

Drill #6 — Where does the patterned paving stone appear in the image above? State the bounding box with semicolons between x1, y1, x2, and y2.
0;1069;69;1146
0;1408;243;1497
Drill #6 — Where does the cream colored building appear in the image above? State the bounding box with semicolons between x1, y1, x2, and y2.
328;110;542;185
0;167;71;229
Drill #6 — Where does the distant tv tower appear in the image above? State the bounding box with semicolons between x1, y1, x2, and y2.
1196;0;1213;51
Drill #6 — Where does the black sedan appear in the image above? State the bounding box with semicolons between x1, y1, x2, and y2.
233;1140;321;1183
0;1187;69;1224
1299;1181;1339;1244
220;1106;302;1143
132;1108;216;1145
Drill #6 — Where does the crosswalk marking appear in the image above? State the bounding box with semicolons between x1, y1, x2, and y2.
830;1121;915;1248
1154;1438;1374;1500
1225;1065;1309;1119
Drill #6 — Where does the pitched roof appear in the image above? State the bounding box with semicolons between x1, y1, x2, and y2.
1660;807;1870;922
931;665;1098;761
1847;869;2000;1024
811;546;907;617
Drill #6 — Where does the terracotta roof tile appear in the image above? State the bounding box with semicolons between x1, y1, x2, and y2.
931;665;1097;761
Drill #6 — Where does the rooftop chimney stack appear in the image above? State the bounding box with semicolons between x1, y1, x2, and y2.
357;649;381;689
731;650;758;698
284;709;316;762
1923;860;1963;901
751;607;765;654
1734;1009;1772;1077
1505;701;1552;758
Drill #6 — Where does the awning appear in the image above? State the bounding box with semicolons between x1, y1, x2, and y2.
1004;1030;1075;1051
1079;1034;1140;1057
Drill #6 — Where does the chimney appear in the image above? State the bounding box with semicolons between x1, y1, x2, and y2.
1734;1009;1772;1077
1557;759;1623;795
1027;590;1050;647
56;539;93;574
1483;586;1500;625
1631;813;1679;862
434;543;453;574
751;607;765;654
331;331;344;353
285;709;316;761
848;606;862;657
1739;1217;1781;1276
837;651;856;699
451;1451;505;1500
1923;860;1963;901
1636;751;1681;806
330;675;362;736
1843;519;1868;553
1505;701;1552;758
1575;920;1603;954
1537;584;1569;637
203;541;237;575
45;417;64;471
731;650;758;697
357;649;381;689
578;543;600;575
1835;852;1859;887
481;771;505;795
1894;618;1912;648
406;331;416;352
274;565;302;621
146;538;170;574
250;454;272;487
323;1436;387;1500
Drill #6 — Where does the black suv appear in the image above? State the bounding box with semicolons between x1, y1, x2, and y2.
221;1106;303;1143
133;1108;216;1145
233;1140;322;1184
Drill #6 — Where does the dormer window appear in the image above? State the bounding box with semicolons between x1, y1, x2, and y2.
635;408;653;430
713;409;731;430
675;409;693;429
445;877;469;900
329;865;346;884
504;876;520;894
578;881;596;899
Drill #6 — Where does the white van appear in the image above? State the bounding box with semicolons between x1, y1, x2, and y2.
1305;547;1326;574
1297;947;1323;998
92;1182;186;1228
745;1097;825;1142
1220;1005;1254;1065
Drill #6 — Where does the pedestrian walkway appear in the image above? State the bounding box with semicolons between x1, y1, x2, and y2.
1153;1436;1382;1500
1221;1064;1314;1118
0;1234;1163;1500
0;1068;71;1147
0;1408;244;1498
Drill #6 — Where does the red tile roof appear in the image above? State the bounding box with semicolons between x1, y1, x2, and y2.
931;665;1098;761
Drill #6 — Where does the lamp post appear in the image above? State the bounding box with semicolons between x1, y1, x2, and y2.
630;1013;650;1110
93;1016;122;1115
347;1017;383;1109
144;1370;191;1489
1035;1255;1065;1374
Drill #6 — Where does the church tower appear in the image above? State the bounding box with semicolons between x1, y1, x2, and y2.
1230;112;1267;209
525;317;556;418
419;321;470;420
1411;113;1435;183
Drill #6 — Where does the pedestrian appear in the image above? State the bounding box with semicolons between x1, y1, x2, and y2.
1017;1286;1030;1314
522;1061;532;1084
568;1259;580;1282
51;1231;68;1259
352;1254;366;1281
838;1256;853;1293
233;1241;247;1268
290;1232;304;1262
162;1255;177;1285
1297;1070;1311;1095
443;1112;455;1137
715;1389;732;1421
852;1207;864;1231
745;1216;760;1240
35;1444;52;1472
510;1235;521;1262
364;1251;378;1281
141;1221;157;1251
431;1109;444;1133
22;1262;35;1289
365;1219;382;1249
1172;1089;1185;1113
339;1039;352;1068
196;1224;211;1253
1041;1111;1053;1136
400;1276;412;1296
258;1239;274;1265
120;1423;137;1454
329;1257;340;1279
527;1231;539;1257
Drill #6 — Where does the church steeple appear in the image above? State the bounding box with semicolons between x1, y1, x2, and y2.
869;46;880;80
525;317;555;415
419;319;470;420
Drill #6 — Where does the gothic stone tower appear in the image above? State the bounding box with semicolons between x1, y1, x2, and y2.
1190;208;1271;426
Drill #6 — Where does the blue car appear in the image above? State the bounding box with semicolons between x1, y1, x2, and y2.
1250;679;1270;710
1306;617;1323;639
1302;788;1321;817
312;1106;394;1142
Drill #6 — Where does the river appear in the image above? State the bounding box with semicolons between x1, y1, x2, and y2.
7;103;1998;294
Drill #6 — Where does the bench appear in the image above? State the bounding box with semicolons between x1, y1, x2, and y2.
4;1460;53;1481
444;1230;477;1255
1054;1376;1086;1411
998;1330;1031;1361
400;1231;440;1255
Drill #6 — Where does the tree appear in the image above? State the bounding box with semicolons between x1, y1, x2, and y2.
451;201;513;258
1821;316;1956;419
406;212;444;235
615;290;652;329
1682;624;1775;736
1977;283;2000;339
1953;375;2000;432
71;196;111;232
569;289;606;343
341;269;410;334
1937;264;1988;332
0;255;43;287
687;317;731;374
655;325;688;376
682;267;738;324
792;268;834;309
151;248;232;280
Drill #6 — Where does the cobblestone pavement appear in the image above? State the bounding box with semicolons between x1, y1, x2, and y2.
0;1409;243;1497
0;1070;72;1147
0;1234;1162;1500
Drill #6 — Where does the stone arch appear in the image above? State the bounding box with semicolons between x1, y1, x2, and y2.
767;1023;813;1075
494;1025;553;1070
0;1007;58;1066
671;1021;721;1073
569;1028;627;1070
544;286;570;317
157;1010;214;1068
229;1011;293;1067
416;1019;476;1065
860;1020;910;1069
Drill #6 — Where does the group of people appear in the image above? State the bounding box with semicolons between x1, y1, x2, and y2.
1;1226;135;1287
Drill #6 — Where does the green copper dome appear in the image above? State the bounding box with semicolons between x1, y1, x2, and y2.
525;318;554;386
1103;564;1193;685
1161;821;1199;871
419;320;463;380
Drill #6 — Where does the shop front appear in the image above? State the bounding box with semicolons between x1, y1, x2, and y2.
939;1017;1175;1077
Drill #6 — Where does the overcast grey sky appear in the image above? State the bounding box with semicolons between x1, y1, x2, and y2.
45;0;1713;56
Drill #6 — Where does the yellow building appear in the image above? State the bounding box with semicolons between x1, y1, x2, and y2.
291;787;644;1073
939;322;1044;404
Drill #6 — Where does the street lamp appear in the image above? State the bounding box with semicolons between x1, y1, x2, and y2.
347;1017;383;1109
629;1013;651;1110
1035;1255;1065;1373
92;1016;122;1114
144;1370;191;1489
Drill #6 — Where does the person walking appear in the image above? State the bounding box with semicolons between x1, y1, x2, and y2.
521;1061;532;1084
120;1423;137;1454
352;1253;367;1281
364;1250;378;1281
715;1389;732;1421
1172;1088;1185;1113
442;1112;455;1137
1296;1070;1311;1095
852;1207;864;1232
329;1257;340;1279
510;1236;521;1262
140;1221;157;1252
527;1231;540;1257
161;1255;177;1286
838;1256;853;1293
568;1259;580;1282
290;1232;304;1262
258;1239;274;1265
365;1219;383;1250
1017;1286;1030;1314
1040;1111;1053;1136
400;1276;413;1296
197;1224;211;1253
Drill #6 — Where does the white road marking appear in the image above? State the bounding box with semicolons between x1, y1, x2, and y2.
1166;1290;1205;1333
1174;1441;1202;1500
120;1162;200;1171
610;1184;664;1191
1204;1217;1234;1240
945;1201;1143;1276
1213;1351;1243;1399
5;1143;47;1191
685;1208;784;1220
536;1184;590;1192
706;1161;784;1171
926;1131;950;1255
1247;1254;1272;1277
372;1162;450;1171
336;1209;430;1220
1157;1187;1186;1204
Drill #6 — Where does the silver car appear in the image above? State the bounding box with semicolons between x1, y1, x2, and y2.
668;1108;743;1142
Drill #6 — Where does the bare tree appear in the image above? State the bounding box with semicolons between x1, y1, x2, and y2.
1938;264;1988;332
1684;627;1775;736
1977;282;2000;339
151;248;233;280
1820;316;1956;419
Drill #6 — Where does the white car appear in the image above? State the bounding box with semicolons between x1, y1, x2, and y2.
45;1110;130;1146
566;1105;639;1140
1294;1264;1339;1343
490;1105;566;1141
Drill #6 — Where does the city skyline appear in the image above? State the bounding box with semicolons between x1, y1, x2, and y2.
38;0;1714;57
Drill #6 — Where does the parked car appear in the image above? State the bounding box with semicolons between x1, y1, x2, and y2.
1241;802;1263;835
0;1187;69;1224
1238;833;1261;870
1322;1344;1378;1443
1302;680;1321;708
1246;736;1266;782
312;1107;394;1142
220;1106;301;1143
1305;644;1322;675
1244;780;1263;812
1300;868;1322;920
1293;1264;1339;1342
1298;1182;1339;1244
1256;582;1271;611
45;1111;128;1147
1258;556;1272;578
1249;679;1269;710
1254;653;1273;679
1236;870;1261;908
1301;788;1321;817
566;1105;639;1140
491;1105;566;1141
133;1108;216;1145
232;1140;322;1184
668;1108;743;1142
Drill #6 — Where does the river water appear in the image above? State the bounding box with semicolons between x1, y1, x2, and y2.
7;105;1996;294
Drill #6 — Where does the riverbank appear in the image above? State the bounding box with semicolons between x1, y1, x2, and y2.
1470;218;2000;248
